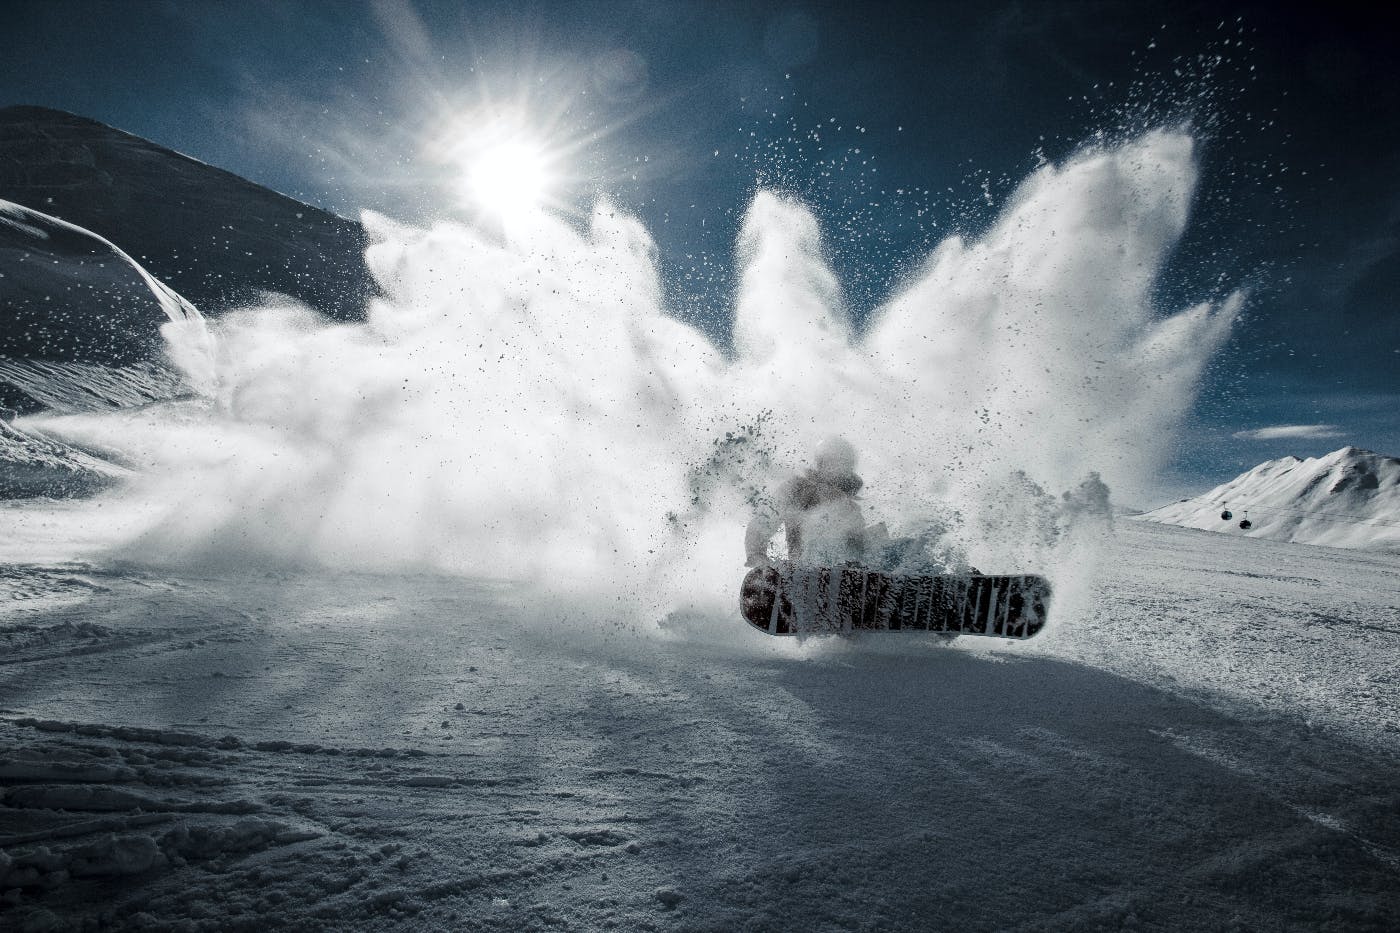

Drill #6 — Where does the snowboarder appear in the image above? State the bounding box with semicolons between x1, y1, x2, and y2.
745;436;868;568
740;437;1052;637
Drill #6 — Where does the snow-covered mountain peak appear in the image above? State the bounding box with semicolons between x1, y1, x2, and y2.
1140;446;1400;552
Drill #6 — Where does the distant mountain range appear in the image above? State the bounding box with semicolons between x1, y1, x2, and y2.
0;105;373;327
1140;447;1400;552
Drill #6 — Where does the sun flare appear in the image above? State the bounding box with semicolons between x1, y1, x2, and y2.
464;137;553;217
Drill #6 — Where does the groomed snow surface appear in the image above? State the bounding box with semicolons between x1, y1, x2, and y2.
1;516;1398;931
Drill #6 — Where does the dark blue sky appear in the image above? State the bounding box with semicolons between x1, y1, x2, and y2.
4;0;1397;495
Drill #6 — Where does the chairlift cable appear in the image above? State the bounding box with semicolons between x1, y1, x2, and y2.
1215;501;1400;530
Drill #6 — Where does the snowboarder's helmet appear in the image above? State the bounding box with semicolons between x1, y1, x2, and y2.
813;436;857;478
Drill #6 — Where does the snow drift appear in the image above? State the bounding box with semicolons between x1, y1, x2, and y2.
1140;446;1400;551
40;129;1239;623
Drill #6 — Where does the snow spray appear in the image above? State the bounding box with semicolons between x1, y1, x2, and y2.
84;129;1239;630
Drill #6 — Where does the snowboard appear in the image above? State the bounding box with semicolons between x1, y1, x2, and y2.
740;562;1051;638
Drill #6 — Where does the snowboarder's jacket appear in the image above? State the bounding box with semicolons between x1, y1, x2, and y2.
745;468;866;566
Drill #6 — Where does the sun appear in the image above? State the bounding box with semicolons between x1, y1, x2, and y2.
427;83;596;224
429;91;595;224
466;137;553;218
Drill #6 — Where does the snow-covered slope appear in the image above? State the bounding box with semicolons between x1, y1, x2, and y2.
0;517;1397;930
0;357;189;416
0;200;205;492
0;198;200;368
1140;446;1400;551
0;418;127;498
0;105;374;322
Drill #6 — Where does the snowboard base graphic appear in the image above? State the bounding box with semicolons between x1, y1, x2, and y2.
741;563;1051;638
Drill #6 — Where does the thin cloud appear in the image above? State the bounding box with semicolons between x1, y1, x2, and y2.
1233;424;1345;441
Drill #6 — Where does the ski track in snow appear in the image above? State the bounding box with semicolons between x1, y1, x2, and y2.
1;521;1398;931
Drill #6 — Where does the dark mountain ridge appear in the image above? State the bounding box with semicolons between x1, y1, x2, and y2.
0;105;374;322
